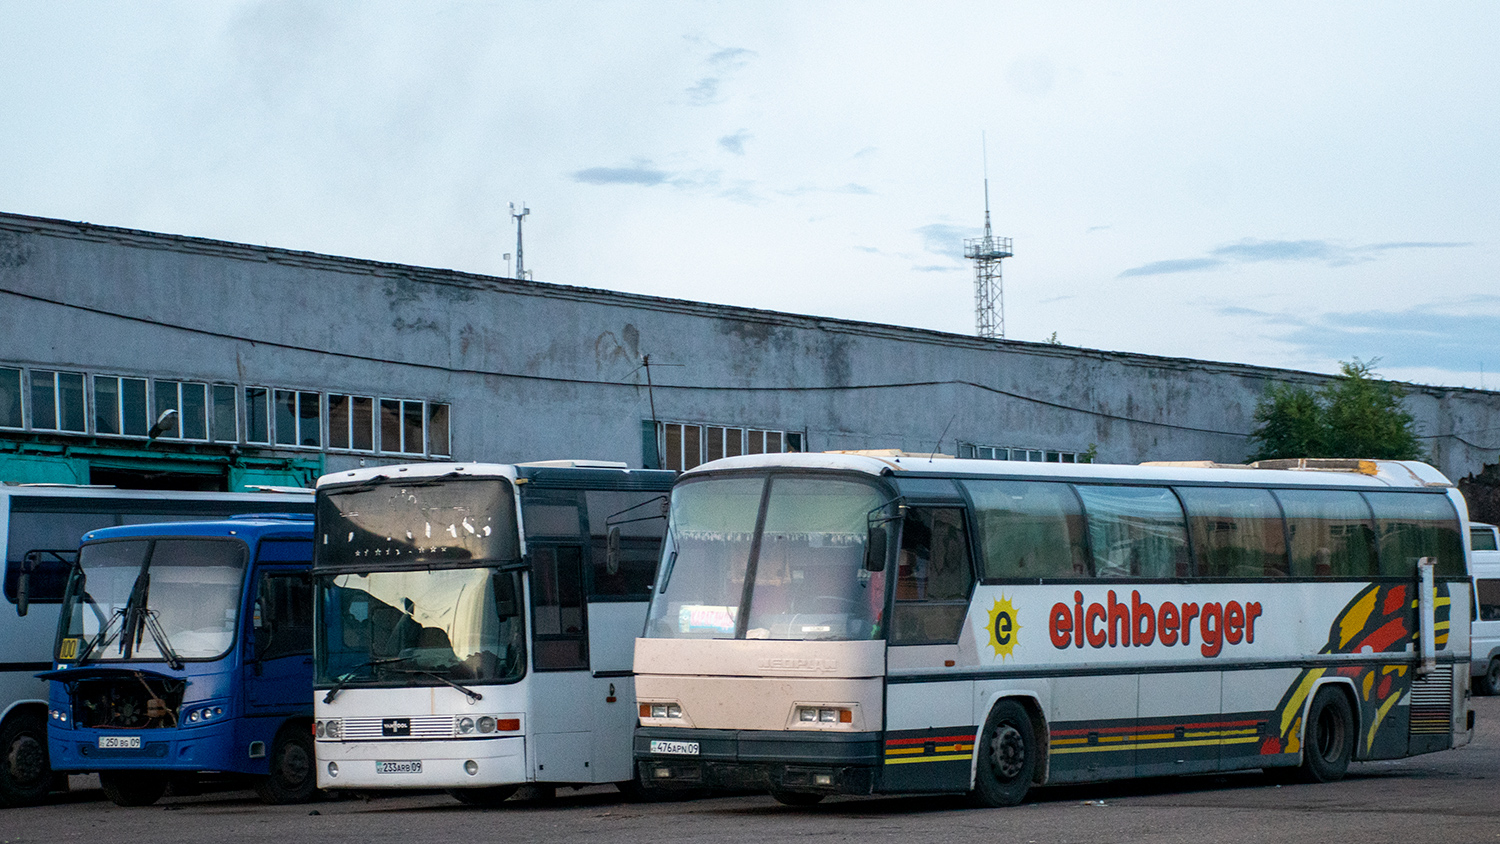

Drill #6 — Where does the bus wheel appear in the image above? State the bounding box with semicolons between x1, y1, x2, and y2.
770;790;825;806
0;711;52;807
1480;659;1500;696
99;771;169;807
448;785;519;806
255;728;317;804
970;700;1036;808
1297;688;1353;783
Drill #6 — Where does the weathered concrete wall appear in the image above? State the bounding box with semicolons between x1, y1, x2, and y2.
2;211;1498;481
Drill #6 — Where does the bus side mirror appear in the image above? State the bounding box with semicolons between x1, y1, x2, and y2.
16;551;37;617
606;527;622;575
864;528;887;573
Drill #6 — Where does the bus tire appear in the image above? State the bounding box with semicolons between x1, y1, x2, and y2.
448;784;519;805
1480;659;1500;696
255;727;317;804
1296;687;1353;783
99;770;169;807
0;710;52;808
970;700;1037;808
770;790;825;806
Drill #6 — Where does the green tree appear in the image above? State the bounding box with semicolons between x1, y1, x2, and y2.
1247;359;1425;462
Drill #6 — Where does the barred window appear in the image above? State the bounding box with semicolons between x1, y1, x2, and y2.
657;421;803;471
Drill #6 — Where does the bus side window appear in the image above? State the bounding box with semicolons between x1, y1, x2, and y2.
531;545;589;670
1276;490;1378;578
890;507;974;645
1364;492;1464;577
1478;579;1500;621
255;571;313;661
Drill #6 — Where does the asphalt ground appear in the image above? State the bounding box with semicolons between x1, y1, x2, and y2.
4;694;1498;844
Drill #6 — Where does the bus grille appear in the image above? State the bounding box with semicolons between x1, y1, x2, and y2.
341;715;455;741
1408;665;1453;736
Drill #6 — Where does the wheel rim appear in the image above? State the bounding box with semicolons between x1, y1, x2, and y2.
988;722;1026;780
1315;705;1345;762
6;735;46;787
279;744;312;785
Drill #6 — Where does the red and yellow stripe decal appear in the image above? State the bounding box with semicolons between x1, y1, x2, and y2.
1050;718;1264;755
883;734;976;765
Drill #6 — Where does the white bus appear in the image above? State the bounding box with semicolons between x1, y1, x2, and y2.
1468;522;1500;694
312;461;675;803
633;453;1474;806
0;483;312;807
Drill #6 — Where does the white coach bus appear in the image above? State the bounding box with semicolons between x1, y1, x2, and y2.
633;453;1474;806
0;483;312;807
312;461;674;803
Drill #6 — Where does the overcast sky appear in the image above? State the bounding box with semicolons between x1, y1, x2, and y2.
3;2;1497;389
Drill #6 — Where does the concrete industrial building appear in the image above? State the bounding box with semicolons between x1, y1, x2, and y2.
2;210;1498;491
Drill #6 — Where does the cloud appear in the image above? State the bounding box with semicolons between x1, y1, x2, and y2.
913;264;961;273
686;77;720;105
1120;238;1472;278
1220;296;1500;374
914;222;978;259
708;47;756;68
718;129;751;155
571;165;670;186
1119;257;1225;277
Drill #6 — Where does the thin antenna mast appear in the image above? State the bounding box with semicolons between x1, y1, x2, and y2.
509;202;531;279
964;132;1013;339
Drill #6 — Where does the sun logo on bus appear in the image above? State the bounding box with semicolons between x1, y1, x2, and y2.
986;595;1020;660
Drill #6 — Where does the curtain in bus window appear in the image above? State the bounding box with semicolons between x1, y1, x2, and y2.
1274;489;1378;578
645;477;764;639
891;507;974;645
586;489;667;598
1364;492;1464;577
744;478;886;641
962;480;1088;579
1073;486;1189;578
1177;487;1288;579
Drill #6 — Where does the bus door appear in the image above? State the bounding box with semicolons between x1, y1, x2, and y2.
883;502;979;793
244;540;314;715
524;489;597;782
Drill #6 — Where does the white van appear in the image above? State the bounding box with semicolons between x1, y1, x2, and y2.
1471;522;1500;694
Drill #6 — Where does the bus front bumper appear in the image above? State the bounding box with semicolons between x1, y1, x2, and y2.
634;727;880;795
48;722;243;774
315;736;526;789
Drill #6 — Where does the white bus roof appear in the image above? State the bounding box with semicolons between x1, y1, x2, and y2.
316;460;658;489
681;452;1453;489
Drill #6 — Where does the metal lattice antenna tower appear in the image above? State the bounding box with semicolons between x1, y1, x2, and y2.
963;136;1012;338
509;202;530;279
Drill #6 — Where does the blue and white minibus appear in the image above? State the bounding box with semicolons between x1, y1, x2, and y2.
42;514;316;806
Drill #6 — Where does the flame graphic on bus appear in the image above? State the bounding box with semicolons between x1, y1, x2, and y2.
1261;582;1450;757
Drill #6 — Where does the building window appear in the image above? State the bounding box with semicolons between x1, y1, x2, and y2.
152;380;210;441
428;403;450;456
245;387;271;444
0;367;21;429
273;390;321;448
30;370;86;433
959;443;1089;463
657;421;803;471
351;396;374;450
93;375;149;437
211;384;237;443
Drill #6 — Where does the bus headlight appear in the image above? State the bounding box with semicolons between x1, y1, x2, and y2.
316;719;342;739
795;706;852;725
456;716;476;735
640;702;683;720
476;716;496;734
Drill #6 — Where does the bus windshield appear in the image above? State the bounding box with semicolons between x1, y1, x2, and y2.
316;567;526;686
62;538;248;662
645;474;888;641
316;478;520;567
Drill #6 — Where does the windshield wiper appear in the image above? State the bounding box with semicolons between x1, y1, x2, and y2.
140;610;184;671
75;604;126;666
321;656;416;703
384;666;484;703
